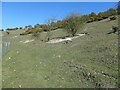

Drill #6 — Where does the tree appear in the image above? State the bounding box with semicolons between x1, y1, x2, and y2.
34;24;40;28
25;26;28;30
64;13;83;37
82;15;89;21
97;12;103;17
117;1;120;15
89;12;97;18
28;25;33;29
31;28;42;40
97;12;108;19
105;8;117;16
19;27;22;29
15;27;18;30
0;29;4;31
39;24;48;31
45;18;55;41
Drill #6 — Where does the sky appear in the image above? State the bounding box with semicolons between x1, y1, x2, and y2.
2;2;117;30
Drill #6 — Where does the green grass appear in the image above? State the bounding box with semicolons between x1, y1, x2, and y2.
2;18;118;88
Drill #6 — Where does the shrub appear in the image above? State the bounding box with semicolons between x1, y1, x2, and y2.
86;20;93;23
64;13;85;36
89;12;97;21
45;18;55;41
0;29;4;31
20;32;29;35
20;28;42;36
110;16;117;20
96;17;103;21
32;30;41;40
105;8;117;17
117;1;120;15
86;17;95;23
19;27;22;29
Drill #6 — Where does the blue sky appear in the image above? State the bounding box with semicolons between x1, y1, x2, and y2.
2;2;117;30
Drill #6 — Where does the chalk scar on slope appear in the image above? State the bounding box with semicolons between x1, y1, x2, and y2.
20;39;34;43
12;36;18;38
47;34;86;44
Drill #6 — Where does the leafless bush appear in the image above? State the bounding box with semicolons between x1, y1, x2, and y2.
64;13;86;37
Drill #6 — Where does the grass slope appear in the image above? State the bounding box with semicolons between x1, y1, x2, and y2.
2;18;118;88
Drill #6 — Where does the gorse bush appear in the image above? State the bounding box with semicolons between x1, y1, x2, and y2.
20;7;117;38
109;16;117;21
105;8;117;17
32;30;41;40
86;7;117;23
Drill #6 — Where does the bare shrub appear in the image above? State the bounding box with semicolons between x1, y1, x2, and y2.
64;13;86;37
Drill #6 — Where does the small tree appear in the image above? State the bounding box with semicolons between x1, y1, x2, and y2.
45;18;55;41
117;1;120;15
32;30;41;40
25;26;28;30
0;29;4;31
105;8;117;17
15;27;19;30
56;20;63;28
97;12;104;18
19;27;22;29
28;25;33;29
89;12;97;18
34;24;40;28
31;27;43;41
64;13;84;37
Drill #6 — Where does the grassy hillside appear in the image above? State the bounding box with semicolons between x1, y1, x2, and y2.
2;18;118;88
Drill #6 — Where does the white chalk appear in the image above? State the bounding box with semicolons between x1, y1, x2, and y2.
8;57;11;60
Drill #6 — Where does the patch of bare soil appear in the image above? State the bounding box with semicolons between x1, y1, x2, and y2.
47;34;85;44
20;39;34;43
